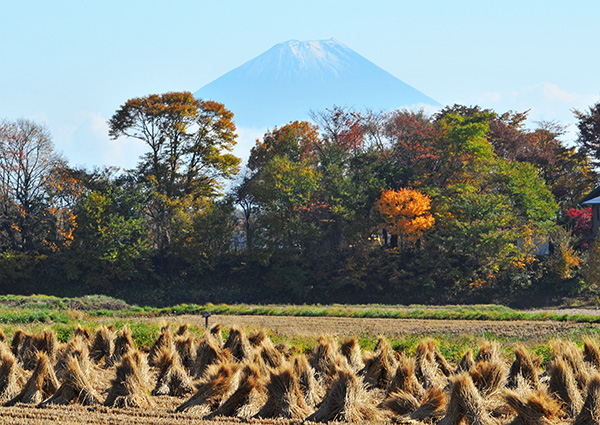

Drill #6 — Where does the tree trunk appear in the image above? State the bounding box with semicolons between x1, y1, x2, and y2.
390;234;398;249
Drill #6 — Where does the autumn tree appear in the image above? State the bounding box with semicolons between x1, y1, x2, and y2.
109;92;240;198
309;108;443;250
248;154;321;252
489;114;596;211
382;109;442;187
238;122;322;251
109;92;240;254
0;119;67;251
247;121;319;172
532;123;596;210
310;106;368;153
377;188;434;250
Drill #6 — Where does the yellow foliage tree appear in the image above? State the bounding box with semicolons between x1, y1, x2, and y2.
377;188;435;247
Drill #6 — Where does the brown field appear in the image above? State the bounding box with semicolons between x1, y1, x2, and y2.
158;313;600;340
3;314;600;424
0;402;243;424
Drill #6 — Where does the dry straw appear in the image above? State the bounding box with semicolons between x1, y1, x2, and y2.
174;335;196;372
363;336;398;389
292;353;324;407
508;345;541;389
415;338;448;389
457;349;475;374
175;323;190;337
504;388;563;425
388;353;425;397
147;324;174;367
207;324;223;347
223;326;253;362
207;363;264;419
256;366;313;419
553;341;592;392
73;325;92;345
151;346;194;397
106;326;135;367
39;354;100;407
410;386;447;421
14;330;58;370
255;332;284;369
573;374;600;425
476;341;503;364
89;326;113;366
548;356;583;417
381;389;420;415
176;363;239;414
470;360;508;397
6;351;59;406
10;329;26;358
583;339;600;369
340;337;365;372
438;372;495;425
0;350;25;402
103;350;153;408
193;334;230;379
55;336;92;382
307;363;382;423
248;329;267;347
309;335;345;383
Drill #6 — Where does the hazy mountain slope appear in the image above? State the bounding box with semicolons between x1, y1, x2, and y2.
195;39;440;128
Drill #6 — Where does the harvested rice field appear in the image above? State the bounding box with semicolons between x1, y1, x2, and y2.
2;315;600;424
156;313;600;340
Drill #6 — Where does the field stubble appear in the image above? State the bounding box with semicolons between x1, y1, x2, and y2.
150;313;600;341
4;310;600;424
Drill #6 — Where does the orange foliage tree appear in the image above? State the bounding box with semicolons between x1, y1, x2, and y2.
376;188;434;248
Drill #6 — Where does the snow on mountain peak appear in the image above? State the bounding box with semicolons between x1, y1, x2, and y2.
194;39;440;128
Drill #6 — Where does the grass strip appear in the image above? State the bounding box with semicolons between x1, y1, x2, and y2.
0;295;599;325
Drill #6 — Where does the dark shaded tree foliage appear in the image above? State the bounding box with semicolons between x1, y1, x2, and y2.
574;102;600;167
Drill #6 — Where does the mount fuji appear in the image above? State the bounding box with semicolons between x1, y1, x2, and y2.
194;39;440;129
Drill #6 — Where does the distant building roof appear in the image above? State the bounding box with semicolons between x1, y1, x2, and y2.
582;195;600;205
580;186;600;205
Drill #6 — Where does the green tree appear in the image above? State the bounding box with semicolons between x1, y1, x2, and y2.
239;122;321;252
171;197;238;269
252;155;321;251
490;115;596;211
72;169;150;274
574;101;600;167
431;108;558;293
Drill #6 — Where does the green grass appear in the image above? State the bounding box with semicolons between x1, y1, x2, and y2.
0;295;599;327
1;296;599;366
149;302;600;324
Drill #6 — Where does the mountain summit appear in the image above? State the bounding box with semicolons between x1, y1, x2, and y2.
195;39;440;128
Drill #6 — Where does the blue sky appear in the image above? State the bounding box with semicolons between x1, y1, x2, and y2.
1;1;599;169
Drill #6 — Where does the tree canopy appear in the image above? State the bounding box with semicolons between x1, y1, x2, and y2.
109;91;240;198
0;98;598;307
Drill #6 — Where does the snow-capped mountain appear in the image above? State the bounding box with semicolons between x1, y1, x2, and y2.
194;39;440;129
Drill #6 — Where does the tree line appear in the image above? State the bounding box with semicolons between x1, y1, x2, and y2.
1;92;600;306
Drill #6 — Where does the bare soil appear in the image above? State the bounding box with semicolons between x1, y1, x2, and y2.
148;312;600;342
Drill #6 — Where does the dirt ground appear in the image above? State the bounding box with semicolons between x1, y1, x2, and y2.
147;311;600;341
0;403;246;424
